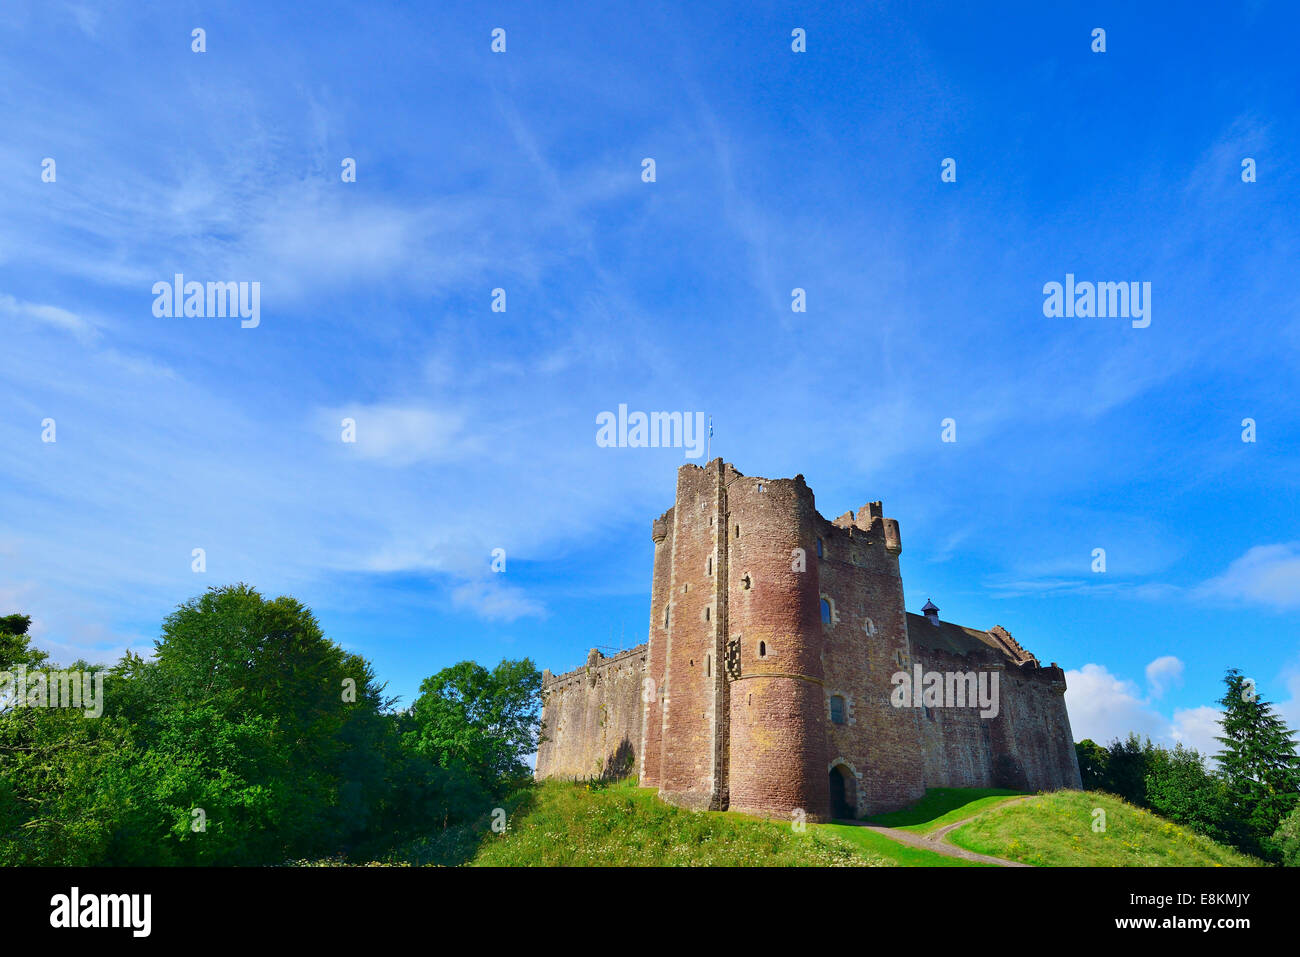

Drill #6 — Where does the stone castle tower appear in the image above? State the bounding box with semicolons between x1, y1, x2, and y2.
536;460;1082;820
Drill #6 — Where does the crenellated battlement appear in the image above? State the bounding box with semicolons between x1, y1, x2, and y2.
541;644;647;690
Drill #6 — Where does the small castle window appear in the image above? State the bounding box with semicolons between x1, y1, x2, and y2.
707;557;713;575
816;538;823;558
734;524;741;539
821;599;832;624
705;606;710;622
705;655;711;677
683;583;689;593
741;573;751;590
758;641;767;658
830;695;846;725
664;606;669;627
757;483;764;492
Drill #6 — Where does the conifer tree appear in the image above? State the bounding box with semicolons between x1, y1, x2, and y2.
1215;667;1300;856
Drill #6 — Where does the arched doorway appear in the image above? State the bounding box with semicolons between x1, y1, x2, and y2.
829;764;856;819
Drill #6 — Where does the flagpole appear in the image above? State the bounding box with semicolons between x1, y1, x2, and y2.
707;415;712;461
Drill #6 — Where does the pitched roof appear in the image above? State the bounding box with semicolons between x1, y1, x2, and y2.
904;613;1039;667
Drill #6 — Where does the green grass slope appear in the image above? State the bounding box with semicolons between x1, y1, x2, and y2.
819;822;986;866
946;790;1261;867
470;779;971;866
864;787;1026;834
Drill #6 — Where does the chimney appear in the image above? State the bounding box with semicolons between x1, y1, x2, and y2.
922;599;940;626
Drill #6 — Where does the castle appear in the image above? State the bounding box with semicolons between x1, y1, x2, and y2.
535;460;1082;820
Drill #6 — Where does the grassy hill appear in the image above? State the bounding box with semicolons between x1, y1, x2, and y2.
387;780;1259;867
946;789;1260;867
469;779;973;866
864;787;1026;833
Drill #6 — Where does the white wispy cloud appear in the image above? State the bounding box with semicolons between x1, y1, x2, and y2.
318;404;481;468
0;293;99;344
1197;543;1300;610
450;578;546;623
1145;655;1184;699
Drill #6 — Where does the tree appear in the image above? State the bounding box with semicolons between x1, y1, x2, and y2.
1272;804;1300;867
0;612;123;865
2;593;537;865
1105;733;1154;807
0;614;47;671
1143;743;1236;846
143;583;397;862
1215;667;1300;858
1076;739;1109;790
405;658;542;794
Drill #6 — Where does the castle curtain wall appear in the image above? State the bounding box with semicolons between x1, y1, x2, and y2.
536;647;645;781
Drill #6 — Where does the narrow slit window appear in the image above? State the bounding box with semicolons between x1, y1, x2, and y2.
830;695;846;725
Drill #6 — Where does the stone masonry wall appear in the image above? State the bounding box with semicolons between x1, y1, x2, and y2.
725;471;830;820
819;505;927;816
995;664;1082;791
535;645;646;781
639;507;674;789
657;462;728;809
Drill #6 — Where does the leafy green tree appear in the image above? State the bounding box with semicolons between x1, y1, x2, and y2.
1143;742;1236;846
0;612;122;865
0;614;47;670
1076;739;1109;790
405;658;542;794
1271;804;1300;867
1215;668;1300;858
1104;733;1155;806
2;593;543;865
142;584;396;862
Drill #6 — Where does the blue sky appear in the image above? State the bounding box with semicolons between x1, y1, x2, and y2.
1;1;1297;758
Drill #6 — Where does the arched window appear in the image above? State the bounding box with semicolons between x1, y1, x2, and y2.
830;695;846;725
758;641;767;658
821;598;832;624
